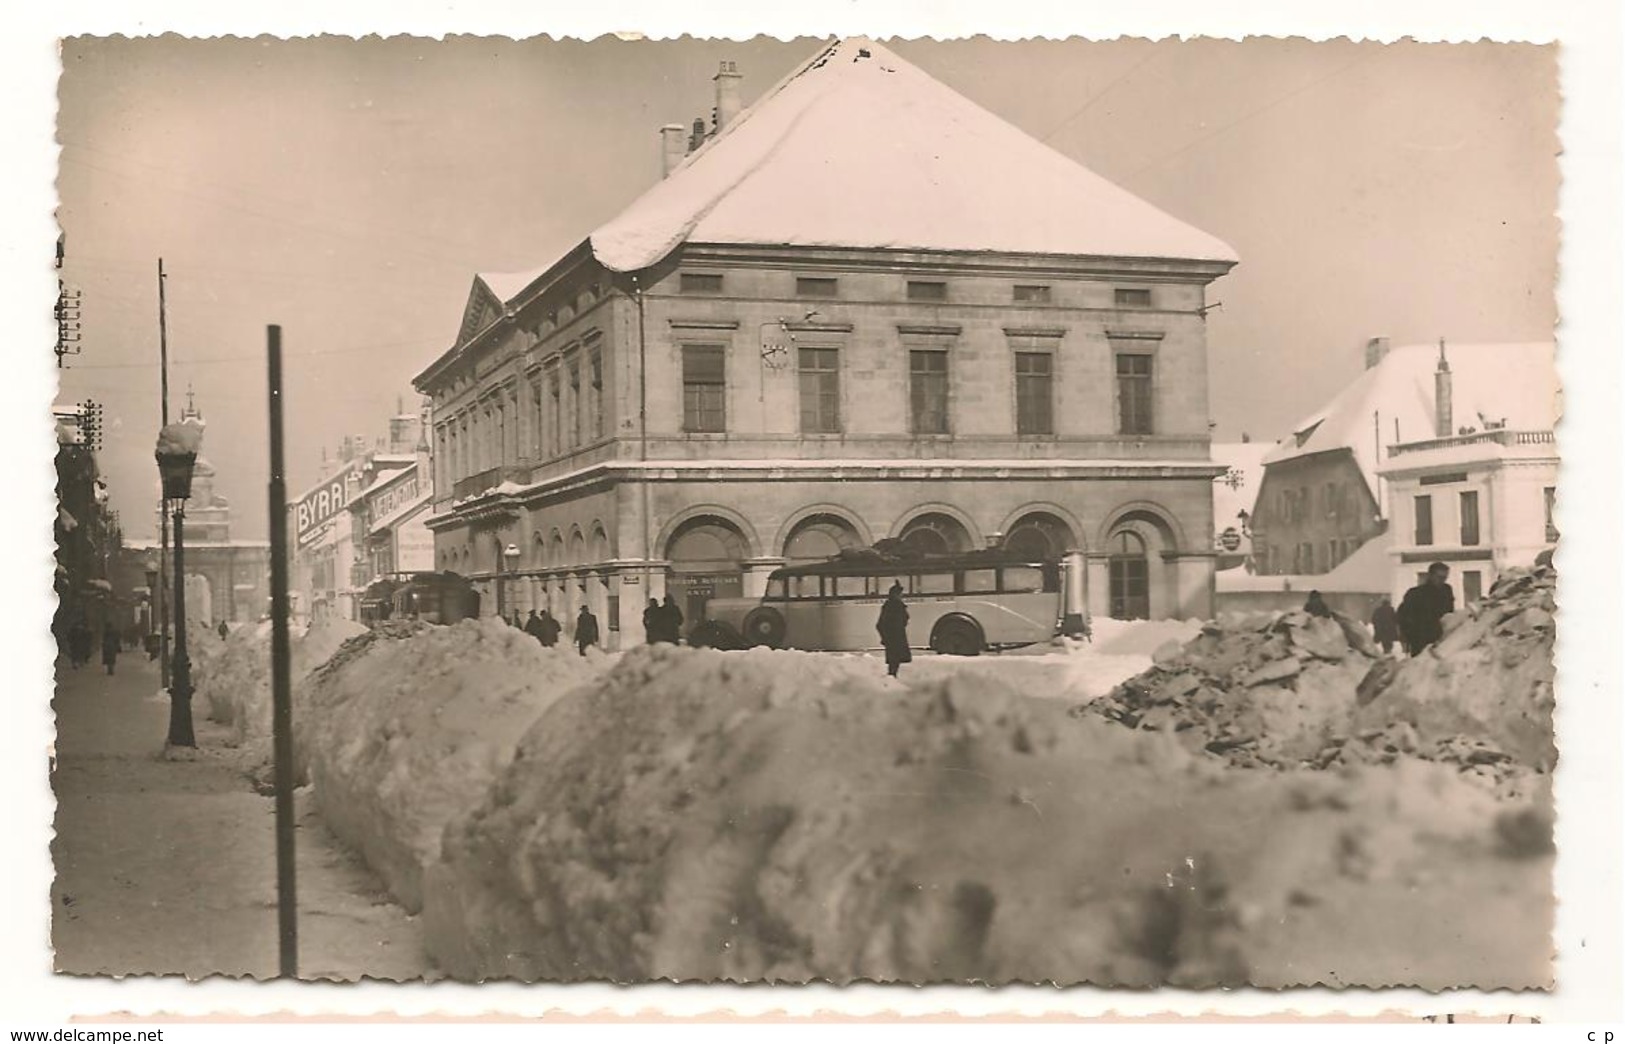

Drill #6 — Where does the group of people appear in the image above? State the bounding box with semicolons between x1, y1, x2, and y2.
641;595;686;645
61;619;122;675
515;605;599;657
1303;561;1458;658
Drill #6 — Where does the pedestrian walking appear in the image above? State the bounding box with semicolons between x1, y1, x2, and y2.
643;598;661;644
524;609;546;643
575;604;600;656
1369;595;1400;656
1302;590;1333;618
1397;562;1455;656
217;619;229;641
69;620;92;669
100;626;120;676
660;593;685;645
876;582;911;679
538;609;561;647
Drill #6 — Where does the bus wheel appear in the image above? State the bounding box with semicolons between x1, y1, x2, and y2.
741;607;787;649
932;617;984;657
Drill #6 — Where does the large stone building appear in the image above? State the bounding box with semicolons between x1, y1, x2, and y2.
413;38;1239;646
1252;339;1558;583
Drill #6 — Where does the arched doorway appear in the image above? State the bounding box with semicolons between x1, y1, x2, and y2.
666;516;751;623
1003;511;1076;560
783;512;863;567
897;512;974;555
1107;530;1150;620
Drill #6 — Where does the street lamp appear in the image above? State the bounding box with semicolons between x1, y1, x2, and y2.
501;541;521;621
143;557;159;643
156;422;201;748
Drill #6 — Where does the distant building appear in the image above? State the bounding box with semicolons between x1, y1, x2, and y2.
347;404;435;600
1252;339;1558;579
1210;439;1270;572
53;401;120;637
413;38;1240;645
124;392;272;627
1377;345;1559;607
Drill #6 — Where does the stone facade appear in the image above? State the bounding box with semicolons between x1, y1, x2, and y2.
418;244;1230;647
1250;450;1385;576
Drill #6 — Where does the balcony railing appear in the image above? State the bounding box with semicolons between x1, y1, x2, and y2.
1389;429;1555;456
450;464;529;501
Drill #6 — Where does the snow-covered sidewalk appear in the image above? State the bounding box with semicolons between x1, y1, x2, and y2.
50;653;428;980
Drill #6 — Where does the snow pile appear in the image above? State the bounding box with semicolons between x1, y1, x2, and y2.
197;620;270;727
1079;609;1378;768
1355;565;1557;771
298;618;606;913
421;646;1550;986
193;615;366;751
1088;617;1203;656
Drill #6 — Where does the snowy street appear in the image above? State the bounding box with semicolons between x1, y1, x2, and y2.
49;651;427;980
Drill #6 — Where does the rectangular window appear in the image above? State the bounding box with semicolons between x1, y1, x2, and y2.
548;371;561;457
907;280;947;302
679;272;723;295
909;350;949;435
1414;494;1434;545
588;348;604;440
1013;284;1052;304
1116;353;1154;435
1014;351;1054;435
1115;288;1153;308
529;380;543;457
681;345;727;433
1462;570;1483;605
1544;486;1558;542
959;569;999;595
1459;490;1480;546
606;594;620;632
798;346;841;433
796;276;838;299
565;360;580;450
1000;565;1045;593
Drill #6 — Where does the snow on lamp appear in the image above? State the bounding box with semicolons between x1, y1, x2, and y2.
154;422;202;502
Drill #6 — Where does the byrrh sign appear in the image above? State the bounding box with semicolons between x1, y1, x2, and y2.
294;471;352;546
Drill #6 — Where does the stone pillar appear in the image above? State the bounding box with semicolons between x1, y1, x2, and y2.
1168;553;1216;620
740;557;787;599
1086;556;1110;620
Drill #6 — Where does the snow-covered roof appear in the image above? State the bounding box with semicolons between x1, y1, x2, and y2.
1216;528;1394;595
1263;342;1559;494
587;38;1238;272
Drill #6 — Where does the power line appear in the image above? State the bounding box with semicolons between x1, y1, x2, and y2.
1040;46;1164;145
1120;50;1379;184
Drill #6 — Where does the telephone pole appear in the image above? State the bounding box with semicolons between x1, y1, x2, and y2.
157;259;171;690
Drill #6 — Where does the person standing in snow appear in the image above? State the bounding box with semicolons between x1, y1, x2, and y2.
1397;562;1455;656
538;609;561;647
660;593;685;645
642;598;662;644
217;620;229;641
1369;595;1400;655
575;604;599;656
876;582;911;679
100;625;120;676
524;609;546;643
1302;590;1333;618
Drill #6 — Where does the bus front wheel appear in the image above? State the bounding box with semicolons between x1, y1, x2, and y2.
742;607;787;649
932;617;984;657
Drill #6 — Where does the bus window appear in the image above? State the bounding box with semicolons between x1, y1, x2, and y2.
787;575;815;600
767;577;788;601
1001;565;1045;594
916;571;954;595
960;568;999;594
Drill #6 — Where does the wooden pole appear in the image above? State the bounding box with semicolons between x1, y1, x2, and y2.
266;325;298;977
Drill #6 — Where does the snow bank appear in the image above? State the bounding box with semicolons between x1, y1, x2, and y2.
193;616;366;751
421;646;1550;986
298;618;606;912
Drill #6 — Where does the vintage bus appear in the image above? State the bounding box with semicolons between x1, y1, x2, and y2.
361;571;481;627
691;548;1089;655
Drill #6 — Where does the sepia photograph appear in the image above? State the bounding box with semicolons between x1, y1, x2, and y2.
41;22;1583;1001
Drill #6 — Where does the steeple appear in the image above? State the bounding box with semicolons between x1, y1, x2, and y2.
180;382;205;428
1434;338;1454;438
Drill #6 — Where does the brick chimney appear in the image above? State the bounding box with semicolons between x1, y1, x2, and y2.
1364;335;1391;370
713;59;742;133
1434;338;1453;438
659;124;687;178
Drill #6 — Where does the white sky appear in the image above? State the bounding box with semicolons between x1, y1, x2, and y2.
52;34;1557;542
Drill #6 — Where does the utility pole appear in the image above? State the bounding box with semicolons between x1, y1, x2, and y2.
157;259;171;690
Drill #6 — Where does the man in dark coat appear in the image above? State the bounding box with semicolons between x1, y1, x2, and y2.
1397;562;1455;656
69;620;92;669
876;582;911;678
642;598;662;644
100;626;121;676
1369;595;1400;655
1303;590;1333;618
575;604;600;656
660;593;685;645
217;619;229;641
524;609;546;643
538;609;561;647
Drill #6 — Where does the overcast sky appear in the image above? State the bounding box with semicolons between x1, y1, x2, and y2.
54;35;1557;542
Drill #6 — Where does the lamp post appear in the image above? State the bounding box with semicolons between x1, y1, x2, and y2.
156;424;200;748
501;541;521;621
143;557;159;641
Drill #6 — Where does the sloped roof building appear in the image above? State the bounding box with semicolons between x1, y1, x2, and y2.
413;37;1240;643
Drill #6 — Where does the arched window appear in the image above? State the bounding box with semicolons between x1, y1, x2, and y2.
1003;512;1076;560
1108;530;1150;620
783;513;863;566
898;512;974;555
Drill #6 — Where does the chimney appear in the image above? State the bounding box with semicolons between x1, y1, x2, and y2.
1434;337;1453;438
713;59;742;133
659;124;687;178
1364;335;1391;370
688;117;707;154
